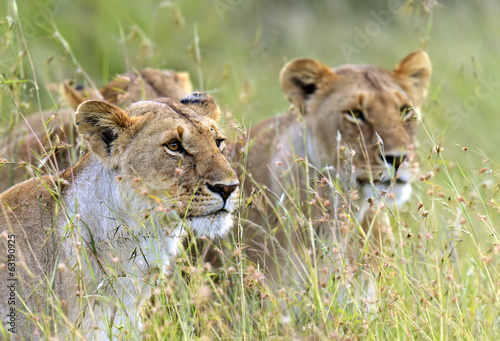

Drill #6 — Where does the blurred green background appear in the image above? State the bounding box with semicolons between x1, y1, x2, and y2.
1;0;500;163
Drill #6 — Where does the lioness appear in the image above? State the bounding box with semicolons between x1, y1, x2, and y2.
0;93;239;340
0;68;193;192
62;68;193;109
242;51;431;287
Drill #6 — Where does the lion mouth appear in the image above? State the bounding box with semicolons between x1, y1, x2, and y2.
201;208;230;216
187;208;230;220
357;178;408;187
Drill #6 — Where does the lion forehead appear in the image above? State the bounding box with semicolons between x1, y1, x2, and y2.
125;100;196;119
334;65;404;93
139;116;219;145
125;100;219;137
314;66;413;123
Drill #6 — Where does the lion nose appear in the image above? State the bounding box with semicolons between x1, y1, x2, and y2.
380;153;408;173
207;183;239;203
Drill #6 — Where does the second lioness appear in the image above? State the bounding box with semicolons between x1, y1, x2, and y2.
243;51;431;284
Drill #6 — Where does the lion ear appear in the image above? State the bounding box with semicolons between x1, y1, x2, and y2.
61;82;103;110
393;50;432;102
174;72;193;95
280;58;337;114
75;100;134;158
180;92;221;121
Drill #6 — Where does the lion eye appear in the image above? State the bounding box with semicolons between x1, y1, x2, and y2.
215;138;225;150
343;109;365;122
400;105;416;120
165;139;182;152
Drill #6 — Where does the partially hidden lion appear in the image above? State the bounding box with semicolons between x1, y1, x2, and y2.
241;51;431;288
0;68;192;192
0;93;239;340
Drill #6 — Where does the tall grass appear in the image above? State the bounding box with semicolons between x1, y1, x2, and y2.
1;0;500;340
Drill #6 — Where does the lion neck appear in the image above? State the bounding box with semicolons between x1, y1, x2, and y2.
60;152;181;274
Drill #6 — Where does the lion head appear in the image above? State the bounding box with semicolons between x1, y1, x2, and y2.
74;92;239;237
63;68;192;109
279;50;431;204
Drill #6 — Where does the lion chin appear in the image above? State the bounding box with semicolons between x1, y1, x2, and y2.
360;180;413;207
188;211;234;238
